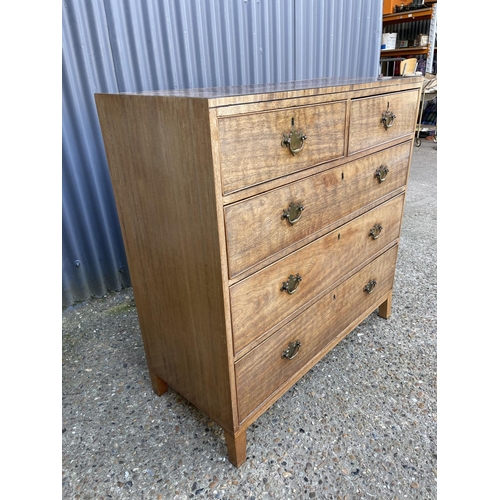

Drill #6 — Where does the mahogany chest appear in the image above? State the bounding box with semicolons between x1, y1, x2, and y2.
95;76;422;466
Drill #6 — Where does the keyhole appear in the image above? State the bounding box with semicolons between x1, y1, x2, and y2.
338;233;341;240
291;117;294;127
341;172;344;180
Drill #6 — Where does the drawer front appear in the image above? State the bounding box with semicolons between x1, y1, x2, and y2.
235;245;399;423
225;141;411;278
230;194;405;355
218;101;346;194
348;90;420;155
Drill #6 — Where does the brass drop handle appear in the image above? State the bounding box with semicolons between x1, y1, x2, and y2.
369;223;383;240
381;102;396;130
282;201;305;225
282;340;301;360
281;273;302;294
375;165;390;183
364;279;377;294
282;118;307;156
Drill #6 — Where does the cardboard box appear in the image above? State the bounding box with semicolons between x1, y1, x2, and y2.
381;33;397;50
416;34;429;46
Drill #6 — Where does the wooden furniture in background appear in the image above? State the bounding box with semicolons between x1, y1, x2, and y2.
400;57;418;76
95;76;422;467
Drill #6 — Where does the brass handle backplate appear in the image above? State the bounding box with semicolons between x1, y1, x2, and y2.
369;223;383;240
381;102;396;130
375;165;390;183
282;201;304;225
282;118;307;155
364;279;377;294
282;340;301;360
281;273;302;294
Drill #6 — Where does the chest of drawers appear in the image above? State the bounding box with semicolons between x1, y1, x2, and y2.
95;76;422;467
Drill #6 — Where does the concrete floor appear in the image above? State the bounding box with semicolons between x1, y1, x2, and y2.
62;138;437;499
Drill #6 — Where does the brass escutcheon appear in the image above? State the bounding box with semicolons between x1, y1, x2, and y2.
364;279;377;294
281;273;302;294
282;201;304;225
282;118;307;155
381;102;396;130
369;223;383;240
375;165;390;183
282;340;301;360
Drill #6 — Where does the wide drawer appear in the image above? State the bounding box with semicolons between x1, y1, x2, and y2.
230;193;405;356
225;141;411;278
218;101;346;194
235;245;399;423
348;90;420;155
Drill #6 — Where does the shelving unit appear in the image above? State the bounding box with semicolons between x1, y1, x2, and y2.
425;3;437;74
380;46;432;58
380;2;437;142
380;2;437;72
382;5;435;25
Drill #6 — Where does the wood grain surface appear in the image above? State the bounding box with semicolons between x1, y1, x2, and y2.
125;75;422;109
230;194;405;356
235;245;399;423
218;101;346;194
94;75;422;467
224;141;411;278
95;94;236;431
348;90;420;154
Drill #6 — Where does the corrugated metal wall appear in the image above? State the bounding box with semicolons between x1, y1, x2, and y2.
62;0;383;307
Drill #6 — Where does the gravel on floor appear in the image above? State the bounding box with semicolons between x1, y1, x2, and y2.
62;139;437;499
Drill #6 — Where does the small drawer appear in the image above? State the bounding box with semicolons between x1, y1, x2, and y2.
235;245;399;423
348;90;420;155
218;101;346;194
224;141;411;279
230;194;405;356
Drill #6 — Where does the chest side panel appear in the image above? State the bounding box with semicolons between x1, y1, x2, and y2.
95;94;235;430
